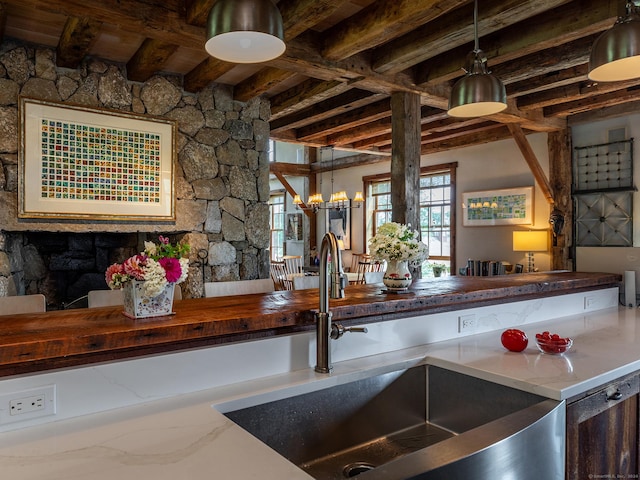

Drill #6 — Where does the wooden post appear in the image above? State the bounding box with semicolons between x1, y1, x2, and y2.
390;92;420;227
391;91;421;277
548;129;573;271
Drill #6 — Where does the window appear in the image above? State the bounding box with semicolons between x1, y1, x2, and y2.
419;172;451;259
269;191;285;261
364;163;456;276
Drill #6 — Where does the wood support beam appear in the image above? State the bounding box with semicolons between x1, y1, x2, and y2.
548;129;573;271
56;17;102;68
272;172;313;219
390;92;421;229
126;38;179;83
507;124;555;205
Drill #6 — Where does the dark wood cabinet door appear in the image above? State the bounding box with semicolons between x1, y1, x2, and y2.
566;374;640;479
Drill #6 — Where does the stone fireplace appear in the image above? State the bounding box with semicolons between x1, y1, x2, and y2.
0;42;271;309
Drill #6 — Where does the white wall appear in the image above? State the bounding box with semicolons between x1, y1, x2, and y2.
572;114;640;290
312;133;552;272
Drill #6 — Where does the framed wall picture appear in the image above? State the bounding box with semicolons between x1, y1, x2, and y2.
462;186;534;226
285;213;303;241
18;97;176;221
326;204;351;249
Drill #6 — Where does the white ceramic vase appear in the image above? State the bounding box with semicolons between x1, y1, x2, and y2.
383;260;412;291
122;280;175;319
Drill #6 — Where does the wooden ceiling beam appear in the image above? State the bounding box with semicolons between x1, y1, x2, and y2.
269;162;311;176
328;117;393;146
184;0;215;27
496;35;595;86
2;0;204;48
270;89;384;133
518;77;640;111
321;0;467;62
56;17;102;69
269;79;352;121
418;0;620;85
422;121;500;145
544;87;640;117
421;126;513;155
234;67;298;103
184;57;235;92
126;38;179;82
373;0;571;75
507;64;589;98
296;99;391;142
271;32;451;109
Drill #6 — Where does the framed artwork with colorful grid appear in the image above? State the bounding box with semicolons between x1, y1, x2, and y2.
18;97;176;221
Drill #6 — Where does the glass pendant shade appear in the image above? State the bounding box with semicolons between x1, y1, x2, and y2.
588;1;640;82
205;0;285;64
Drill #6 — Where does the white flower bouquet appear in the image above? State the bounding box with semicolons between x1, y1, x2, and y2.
368;222;429;266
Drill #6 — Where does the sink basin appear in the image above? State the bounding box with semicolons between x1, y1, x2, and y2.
219;364;565;479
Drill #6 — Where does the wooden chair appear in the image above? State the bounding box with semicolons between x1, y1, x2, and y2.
270;262;291;290
282;255;304;277
0;294;46;315
352;260;385;285
204;279;275;297
364;271;385;284
88;289;124;308
349;253;371;272
292;275;319;290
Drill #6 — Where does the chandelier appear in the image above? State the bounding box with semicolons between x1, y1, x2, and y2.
293;147;364;213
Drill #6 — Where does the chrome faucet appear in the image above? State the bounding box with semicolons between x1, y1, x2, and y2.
315;232;367;374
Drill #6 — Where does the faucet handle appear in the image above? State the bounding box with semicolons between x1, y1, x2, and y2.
331;323;368;339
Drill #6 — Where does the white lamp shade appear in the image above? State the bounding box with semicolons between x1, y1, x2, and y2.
513;231;548;252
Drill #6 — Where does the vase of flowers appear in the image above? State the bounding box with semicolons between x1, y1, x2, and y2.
105;236;190;319
368;222;429;291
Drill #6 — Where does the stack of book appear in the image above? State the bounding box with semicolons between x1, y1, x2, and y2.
465;259;506;276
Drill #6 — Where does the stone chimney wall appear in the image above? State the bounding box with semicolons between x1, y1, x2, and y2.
0;41;271;308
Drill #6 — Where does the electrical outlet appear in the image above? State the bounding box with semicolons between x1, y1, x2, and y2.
0;385;56;425
458;314;477;333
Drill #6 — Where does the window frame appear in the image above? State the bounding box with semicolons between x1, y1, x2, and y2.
269;190;285;261
363;162;457;274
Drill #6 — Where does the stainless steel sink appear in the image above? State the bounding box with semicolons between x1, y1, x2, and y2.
219;364;565;479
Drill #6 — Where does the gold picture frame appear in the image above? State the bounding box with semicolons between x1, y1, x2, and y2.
18;97;176;221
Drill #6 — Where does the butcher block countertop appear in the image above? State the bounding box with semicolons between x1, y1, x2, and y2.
0;272;620;377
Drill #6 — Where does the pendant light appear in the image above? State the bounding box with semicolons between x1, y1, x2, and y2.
205;0;285;64
588;0;640;82
447;0;507;118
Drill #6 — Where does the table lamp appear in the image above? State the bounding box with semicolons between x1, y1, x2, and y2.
513;230;548;273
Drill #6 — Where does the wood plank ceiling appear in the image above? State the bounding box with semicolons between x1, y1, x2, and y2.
1;0;638;162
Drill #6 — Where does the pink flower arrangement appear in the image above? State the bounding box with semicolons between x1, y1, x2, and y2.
105;236;190;298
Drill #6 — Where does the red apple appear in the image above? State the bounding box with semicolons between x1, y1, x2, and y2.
501;329;528;352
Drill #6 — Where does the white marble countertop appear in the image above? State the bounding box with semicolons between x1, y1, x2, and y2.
425;305;640;401
1;304;638;479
